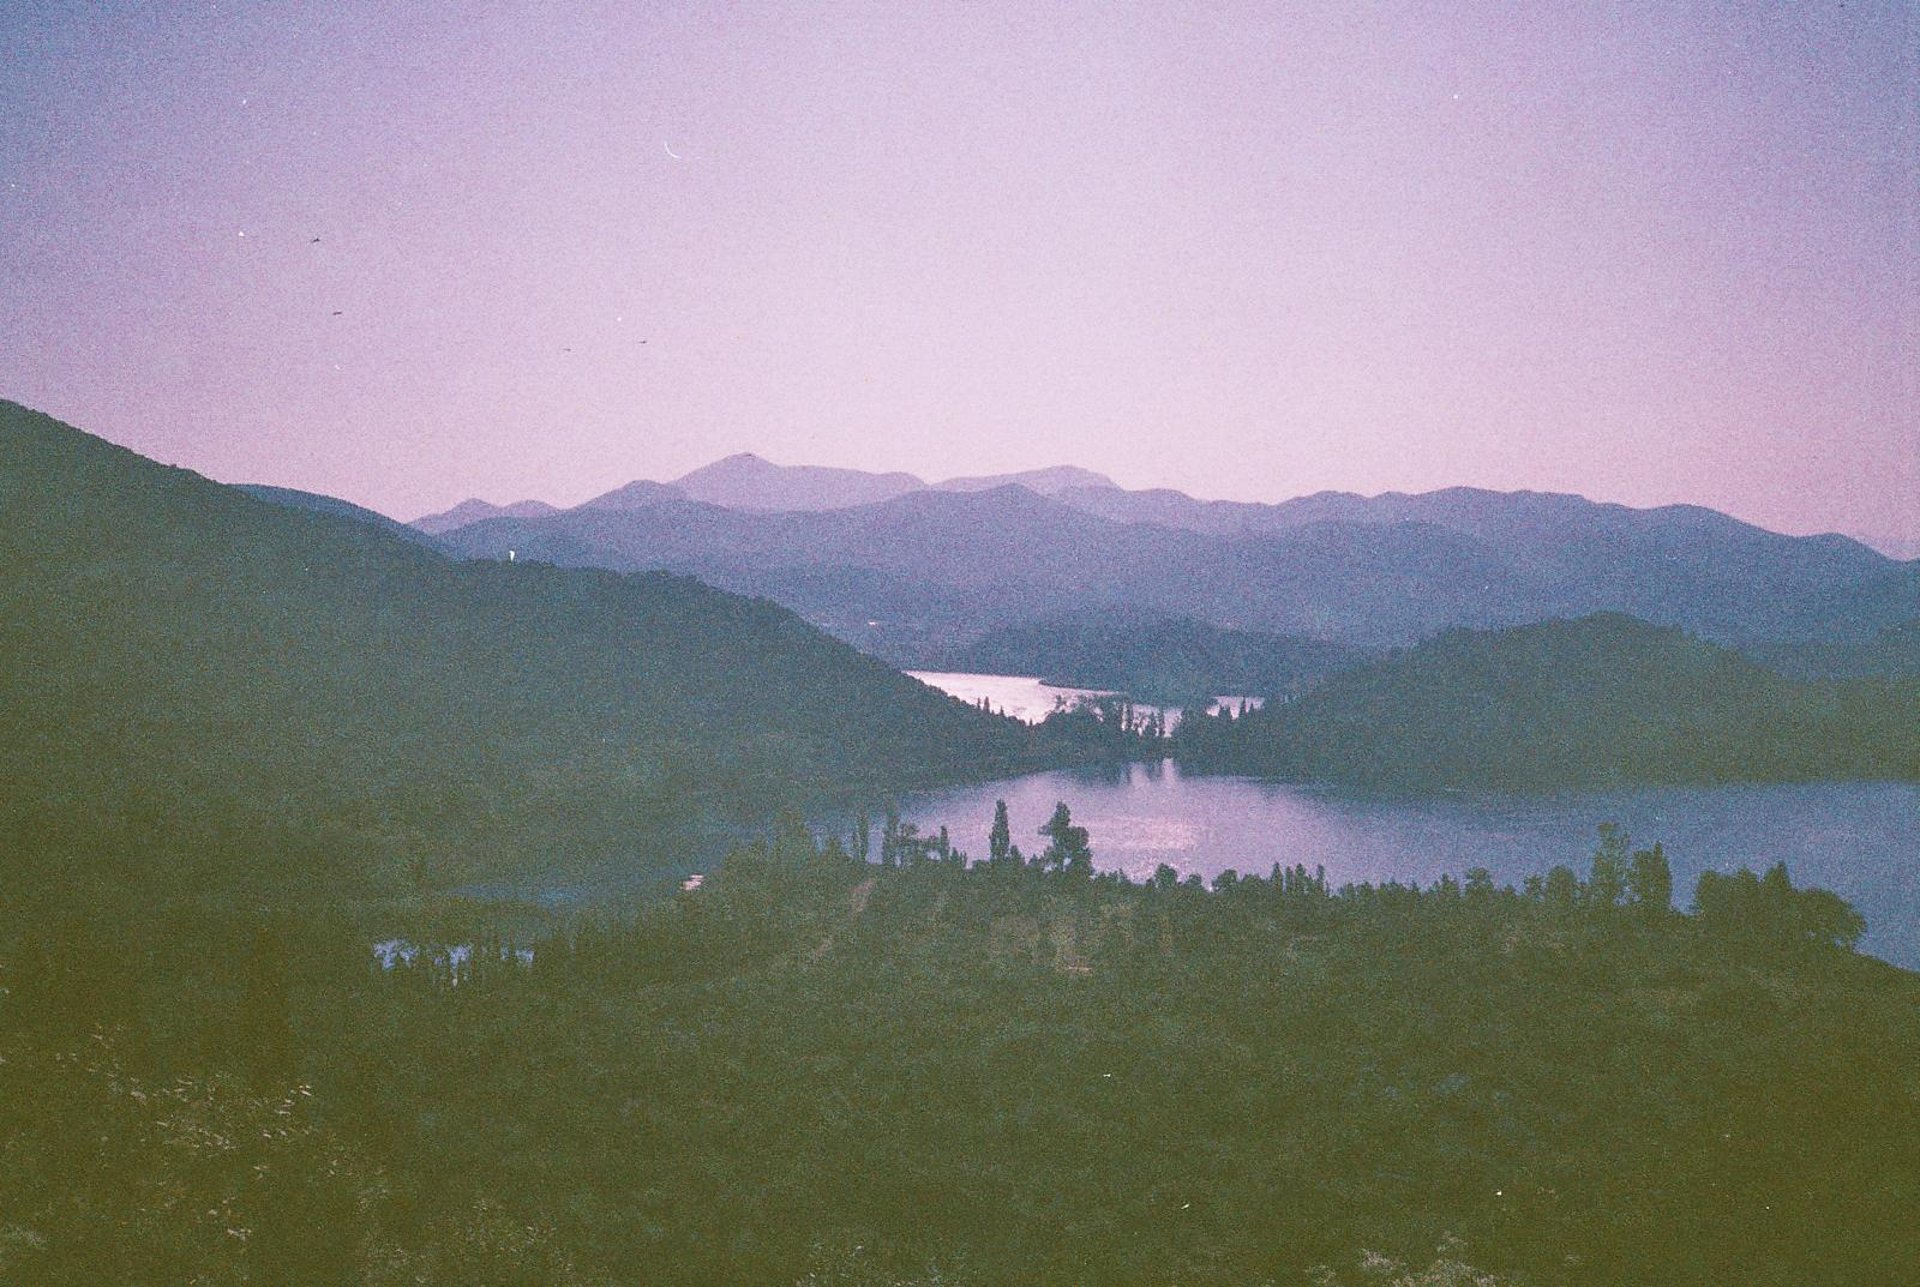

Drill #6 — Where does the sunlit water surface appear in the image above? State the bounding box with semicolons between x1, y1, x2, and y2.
906;670;1258;728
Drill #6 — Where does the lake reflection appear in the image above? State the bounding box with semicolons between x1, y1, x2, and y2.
841;762;1920;969
905;671;1116;723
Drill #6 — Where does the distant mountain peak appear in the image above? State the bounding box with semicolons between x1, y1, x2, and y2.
670;454;925;512
677;451;772;478
411;497;558;535
936;465;1118;495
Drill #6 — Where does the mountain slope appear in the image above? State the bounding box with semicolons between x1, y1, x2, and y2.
0;401;1029;900
1175;614;1920;789
606;455;1124;511
480;484;1499;663
1747;618;1920;681
436;485;1195;660
577;479;686;512
237;484;433;544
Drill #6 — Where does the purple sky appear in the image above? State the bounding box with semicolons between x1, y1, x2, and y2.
3;3;1914;550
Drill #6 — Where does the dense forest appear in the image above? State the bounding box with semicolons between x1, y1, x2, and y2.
1174;614;1920;789
3;817;1912;1284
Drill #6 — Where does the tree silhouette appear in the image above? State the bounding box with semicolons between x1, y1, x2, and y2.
1626;841;1672;916
1587;823;1629;908
988;800;1013;868
1037;802;1093;877
1694;862;1866;951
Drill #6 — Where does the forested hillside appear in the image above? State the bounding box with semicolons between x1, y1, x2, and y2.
1176;614;1920;789
0;402;1029;905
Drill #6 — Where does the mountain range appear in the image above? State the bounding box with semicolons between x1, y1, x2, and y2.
400;454;1913;670
409;454;1120;531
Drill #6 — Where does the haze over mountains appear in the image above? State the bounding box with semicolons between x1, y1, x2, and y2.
410;454;1121;531
410;497;558;536
407;453;1914;669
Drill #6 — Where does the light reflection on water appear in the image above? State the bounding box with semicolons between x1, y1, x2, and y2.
829;760;1920;969
906;670;1259;729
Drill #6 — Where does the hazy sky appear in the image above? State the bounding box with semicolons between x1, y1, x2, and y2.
3;2;1914;549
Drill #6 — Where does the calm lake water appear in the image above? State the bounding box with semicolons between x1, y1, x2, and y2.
836;760;1920;969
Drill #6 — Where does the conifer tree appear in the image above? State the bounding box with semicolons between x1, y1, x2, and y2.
1587;823;1630;908
1626;841;1673;916
988;800;1013;867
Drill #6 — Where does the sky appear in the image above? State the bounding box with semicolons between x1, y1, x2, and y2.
2;2;1915;551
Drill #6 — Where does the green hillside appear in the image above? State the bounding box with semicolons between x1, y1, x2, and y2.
0;401;1028;904
1176;614;1920;789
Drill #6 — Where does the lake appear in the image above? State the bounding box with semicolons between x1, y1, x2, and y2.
906;670;1259;728
833;760;1920;969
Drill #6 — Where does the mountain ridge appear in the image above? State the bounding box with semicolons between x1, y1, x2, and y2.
234;450;1911;670
434;477;1904;661
406;456;1893;576
412;496;559;534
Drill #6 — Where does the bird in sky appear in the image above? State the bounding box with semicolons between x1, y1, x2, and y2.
309;237;321;244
